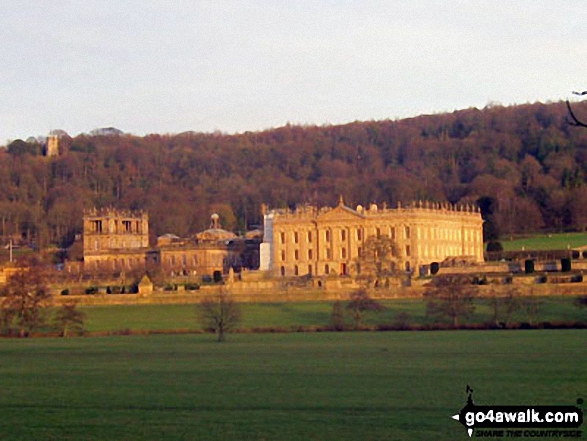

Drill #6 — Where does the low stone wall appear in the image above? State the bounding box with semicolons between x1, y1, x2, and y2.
49;275;587;306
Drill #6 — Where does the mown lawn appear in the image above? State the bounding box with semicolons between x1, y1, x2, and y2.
78;297;587;333
499;232;587;251
0;331;584;440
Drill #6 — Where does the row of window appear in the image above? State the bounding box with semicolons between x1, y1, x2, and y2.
88;257;144;270
166;255;198;266
162;254;224;267
279;262;349;276
281;247;353;261
93;239;143;251
279;225;481;246
279;226;412;245
90;219;145;234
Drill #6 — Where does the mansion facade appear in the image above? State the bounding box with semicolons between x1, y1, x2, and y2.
260;198;484;277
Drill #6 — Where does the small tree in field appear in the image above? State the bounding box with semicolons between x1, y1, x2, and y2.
346;289;384;329
521;295;542;326
329;301;347;331
355;235;399;287
1;259;51;337
198;290;242;342
574;295;587;309
424;276;476;327
54;302;86;337
489;286;522;327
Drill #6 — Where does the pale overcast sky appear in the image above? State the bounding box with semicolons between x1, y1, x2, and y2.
0;1;585;144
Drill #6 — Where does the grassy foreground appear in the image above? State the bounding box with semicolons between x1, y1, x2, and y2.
0;331;584;441
79;297;587;333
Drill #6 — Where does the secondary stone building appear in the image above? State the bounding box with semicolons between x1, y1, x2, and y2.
83;208;150;272
260;198;484;277
82;209;240;278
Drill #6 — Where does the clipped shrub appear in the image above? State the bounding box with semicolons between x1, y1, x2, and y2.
524;259;534;274
486;241;503;252
561;258;572;272
106;285;123;294
571;274;583;283
430;262;440;275
60;289;69;296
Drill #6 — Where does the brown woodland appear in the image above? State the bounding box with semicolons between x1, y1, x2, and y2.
3;100;587;254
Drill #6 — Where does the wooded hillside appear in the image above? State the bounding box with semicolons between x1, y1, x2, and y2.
3;100;587;250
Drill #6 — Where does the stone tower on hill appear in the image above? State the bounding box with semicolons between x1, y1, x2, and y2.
46;135;59;157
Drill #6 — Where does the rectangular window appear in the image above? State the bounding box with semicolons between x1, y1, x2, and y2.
341;230;346;241
294;250;299;260
390;227;395;239
405;226;410;239
342;248;347;259
357;229;362;241
405;245;411;257
308;231;312;243
325;230;330;242
308;249;313;260
281;250;286;261
93;220;103;233
326;249;332;259
280;232;285;244
294;232;299;243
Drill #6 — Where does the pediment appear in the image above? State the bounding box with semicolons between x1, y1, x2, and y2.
316;205;364;222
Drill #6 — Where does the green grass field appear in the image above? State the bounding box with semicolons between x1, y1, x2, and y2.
499;232;587;251
79;297;587;333
0;331;584;440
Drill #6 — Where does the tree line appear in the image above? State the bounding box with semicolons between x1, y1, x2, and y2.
2;100;587;255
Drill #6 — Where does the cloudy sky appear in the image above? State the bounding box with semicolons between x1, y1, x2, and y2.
0;0;585;144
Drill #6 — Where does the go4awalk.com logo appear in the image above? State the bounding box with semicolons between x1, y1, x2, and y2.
451;386;584;438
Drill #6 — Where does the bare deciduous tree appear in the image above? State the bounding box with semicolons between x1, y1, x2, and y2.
356;235;399;286
329;301;347;331
54;301;86;338
424;276;476;327
346;289;385;329
198;290;242;342
521;295;543;326
489;286;522;327
574;295;587;309
1;259;51;337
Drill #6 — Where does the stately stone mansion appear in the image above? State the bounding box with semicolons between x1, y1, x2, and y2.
81;198;483;280
260;198;484;278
